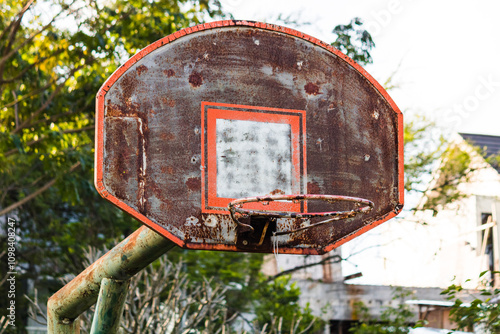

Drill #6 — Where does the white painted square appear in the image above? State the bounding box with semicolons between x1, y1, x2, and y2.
216;119;292;198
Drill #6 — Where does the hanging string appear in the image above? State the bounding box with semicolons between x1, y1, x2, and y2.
272;231;279;270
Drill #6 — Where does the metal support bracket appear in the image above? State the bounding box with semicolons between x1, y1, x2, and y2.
90;278;130;334
47;226;175;333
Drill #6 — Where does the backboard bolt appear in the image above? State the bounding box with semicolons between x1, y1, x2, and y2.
242;240;248;245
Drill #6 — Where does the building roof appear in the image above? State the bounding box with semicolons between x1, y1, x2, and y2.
410;328;471;334
406;300;454;307
406;300;471;308
459;133;500;172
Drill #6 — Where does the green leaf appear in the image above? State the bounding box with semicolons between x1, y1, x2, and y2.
11;134;25;154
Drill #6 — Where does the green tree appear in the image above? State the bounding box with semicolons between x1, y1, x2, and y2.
331;17;375;64
0;1;324;332
0;0;223;273
251;274;323;333
412;133;499;215
0;0;223;331
441;271;500;333
349;288;424;334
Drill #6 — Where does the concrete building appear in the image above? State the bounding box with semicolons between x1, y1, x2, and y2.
263;133;500;333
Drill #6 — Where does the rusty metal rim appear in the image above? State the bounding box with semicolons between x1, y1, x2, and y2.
228;194;374;234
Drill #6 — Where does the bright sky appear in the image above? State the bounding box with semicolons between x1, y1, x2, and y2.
221;0;500;137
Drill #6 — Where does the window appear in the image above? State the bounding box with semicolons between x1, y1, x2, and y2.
480;213;495;284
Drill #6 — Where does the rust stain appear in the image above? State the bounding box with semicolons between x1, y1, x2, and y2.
106;103;127;117
160;166;175;174
186;177;201;191
121;230;139;254
119;72;143;107
188;72;203;87
307;182;321;194
269;189;285;195
161;97;176;107
163;69;175;77
304;82;321;95
332;180;344;188
160;132;175;141
160;202;169;212
136;65;148;76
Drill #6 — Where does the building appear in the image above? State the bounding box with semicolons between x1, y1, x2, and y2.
263;133;500;333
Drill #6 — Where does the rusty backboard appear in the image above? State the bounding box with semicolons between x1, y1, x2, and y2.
95;20;404;255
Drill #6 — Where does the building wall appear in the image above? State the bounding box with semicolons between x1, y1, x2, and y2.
263;136;500;327
293;281;454;322
340;138;500;289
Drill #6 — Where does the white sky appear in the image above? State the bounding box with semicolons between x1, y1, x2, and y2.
221;0;500;137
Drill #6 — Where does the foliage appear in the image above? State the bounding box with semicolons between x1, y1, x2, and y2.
402;115;497;214
421;144;475;213
349;287;423;334
0;0;222;331
27;253;321;333
487;152;500;171
0;0;223;271
167;248;265;317
403;116;445;195
251;274;323;333
441;270;500;333
122;248;323;332
331;17;375;65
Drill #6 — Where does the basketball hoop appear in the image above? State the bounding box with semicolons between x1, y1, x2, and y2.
228;194;374;236
96;20;403;254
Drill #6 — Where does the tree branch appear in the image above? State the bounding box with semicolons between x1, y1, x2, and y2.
10;65;84;134
0;48;65;84
267;254;342;281
0;0;35;45
4;125;95;157
0;162;80;217
1;75;60;110
29;99;90;128
0;9;62;67
12;90;19;127
0;0;35;53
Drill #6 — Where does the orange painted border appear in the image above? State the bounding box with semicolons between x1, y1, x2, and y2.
95;20;404;255
202;105;305;213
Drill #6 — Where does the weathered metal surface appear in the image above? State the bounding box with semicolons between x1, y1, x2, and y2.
46;313;80;334
47;226;175;333
95;20;404;255
90;278;129;334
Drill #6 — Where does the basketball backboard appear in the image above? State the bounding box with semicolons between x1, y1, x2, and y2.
95;20;404;255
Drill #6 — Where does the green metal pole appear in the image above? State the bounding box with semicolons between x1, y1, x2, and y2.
89;278;130;334
46;313;80;334
47;226;176;333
